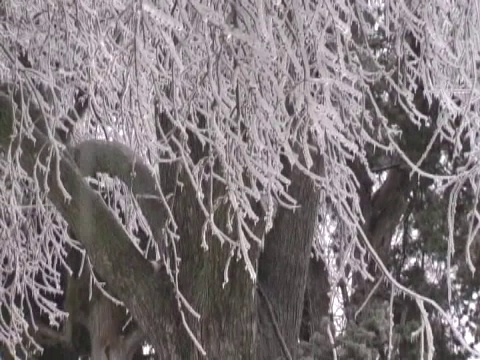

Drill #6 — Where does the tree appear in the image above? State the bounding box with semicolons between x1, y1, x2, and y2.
1;0;480;359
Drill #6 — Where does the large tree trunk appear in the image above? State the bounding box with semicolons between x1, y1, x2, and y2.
305;257;331;338
256;165;322;359
172;179;258;359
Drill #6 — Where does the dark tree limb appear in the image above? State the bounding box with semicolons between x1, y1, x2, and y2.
70;140;171;251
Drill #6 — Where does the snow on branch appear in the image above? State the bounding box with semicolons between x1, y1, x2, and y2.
0;0;480;357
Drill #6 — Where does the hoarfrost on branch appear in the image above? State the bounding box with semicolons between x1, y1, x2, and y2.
0;0;480;356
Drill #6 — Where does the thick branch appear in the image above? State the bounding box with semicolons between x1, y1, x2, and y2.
33;323;71;348
351;159;409;261
69;140;170;249
368;168;410;259
0;91;182;358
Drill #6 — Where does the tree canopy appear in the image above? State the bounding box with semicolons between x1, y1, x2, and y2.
1;0;480;359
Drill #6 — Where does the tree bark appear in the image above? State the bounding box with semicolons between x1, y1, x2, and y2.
173;191;258;359
256;164;322;359
305;257;331;337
